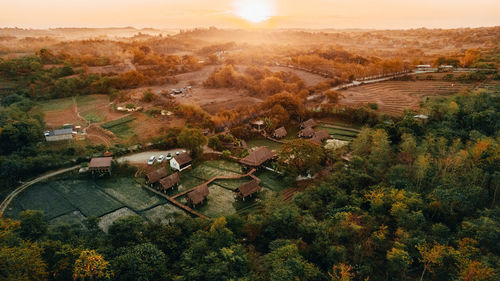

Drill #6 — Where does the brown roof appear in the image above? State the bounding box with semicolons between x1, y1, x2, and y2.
173;153;192;166
314;130;330;141
237;179;261;198
239;147;276;167
187;184;209;205
159;172;180;191
301;119;317;128
299;127;315;138
273;127;287;139
146;168;168;184
89;157;113;169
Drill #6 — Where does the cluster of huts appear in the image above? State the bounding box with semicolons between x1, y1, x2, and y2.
269;118;330;145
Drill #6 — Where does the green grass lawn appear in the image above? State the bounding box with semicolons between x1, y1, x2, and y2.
107;122;135;138
141;203;186;224
52;180;124;217
49;211;86;228
214;176;254;191
247;139;283;151
38;97;74;111
202;160;245;174
184;163;243;182
254;170;287;192
97;177;166;211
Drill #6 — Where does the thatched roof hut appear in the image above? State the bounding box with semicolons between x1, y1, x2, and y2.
298;127;315;138
300;118;317;129
159;172;180;191
237;179;261;199
146;168;168;185
239;147;276;167
273;127;287;139
187;184;210;206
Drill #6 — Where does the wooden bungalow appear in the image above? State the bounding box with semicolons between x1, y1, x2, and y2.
310;129;330;144
300;118;318;129
239;147;276;168
89;157;112;175
186;184;210;207
159;172;180;192
170;153;192;171
250;120;265;131
273;127;287;139
298;127;315;138
146;168;168;186
237;179;261;200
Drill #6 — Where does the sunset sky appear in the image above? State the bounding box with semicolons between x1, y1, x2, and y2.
2;0;499;29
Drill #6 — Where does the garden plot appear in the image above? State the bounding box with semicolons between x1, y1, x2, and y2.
141;203;187;224
247;139;283;151
319;124;359;141
202;160;245;174
98;207;140;233
214;176;254;191
195;184;239;218
15;183;76;219
97;177;165;211
184;163;243;181
254;170;287;192
49;211;86;228
52;180;124;217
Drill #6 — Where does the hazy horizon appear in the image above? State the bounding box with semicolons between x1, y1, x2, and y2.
2;0;499;30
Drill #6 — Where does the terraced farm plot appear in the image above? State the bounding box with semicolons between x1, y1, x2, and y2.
14;183;76;219
97;177;165;211
52;180;124;217
339;80;468;115
142;203;186;224
319;124;360;141
101;115;136;138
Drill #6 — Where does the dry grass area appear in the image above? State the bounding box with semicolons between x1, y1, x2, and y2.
269;66;329;87
339;80;475;115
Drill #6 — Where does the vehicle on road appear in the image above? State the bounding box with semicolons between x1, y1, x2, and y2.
147;156;156;165
175;151;180;155
158;155;165;163
166;153;172;160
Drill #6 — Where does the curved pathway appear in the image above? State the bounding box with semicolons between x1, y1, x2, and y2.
0;165;80;214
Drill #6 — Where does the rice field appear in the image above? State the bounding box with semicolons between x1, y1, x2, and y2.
319;123;360;142
4;160;289;228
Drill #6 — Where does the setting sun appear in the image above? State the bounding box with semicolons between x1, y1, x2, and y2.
233;0;275;23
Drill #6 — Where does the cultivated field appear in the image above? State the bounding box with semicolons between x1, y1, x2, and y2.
4;160;288;226
338;80;483;115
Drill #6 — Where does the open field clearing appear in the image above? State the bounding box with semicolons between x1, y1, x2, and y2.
338;80;498;115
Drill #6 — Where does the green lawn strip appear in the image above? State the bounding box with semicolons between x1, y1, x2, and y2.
202;160;244;174
253;170;287;192
101;115;136;129
49;210;86;228
213;176;253;191
51;180;124;217
107;122;135;138
330;135;355;142
196;184;238;218
246;139;283;151
83;111;105;123
38;97;74;111
95;177;166;211
15;183;76;219
319;122;362;132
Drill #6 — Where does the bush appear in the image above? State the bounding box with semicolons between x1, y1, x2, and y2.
368;103;378;110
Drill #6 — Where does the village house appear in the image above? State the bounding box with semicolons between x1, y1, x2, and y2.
239;147;276;168
88;157;113;176
237;178;261;200
298;127;315;138
186;184;209;207
159;172;180;193
170;153;193;171
300;118;317;129
273;127;287;139
45;128;73;142
145;168;168;187
310;129;330;144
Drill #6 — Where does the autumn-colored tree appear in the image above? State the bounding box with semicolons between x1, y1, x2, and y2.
278;139;324;176
328;263;354;281
461;49;481;67
177;127;207;157
73;250;113;281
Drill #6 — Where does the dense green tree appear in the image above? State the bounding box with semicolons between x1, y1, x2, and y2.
19;210;48;240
